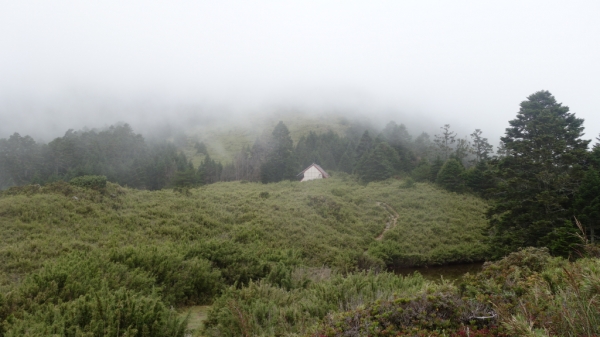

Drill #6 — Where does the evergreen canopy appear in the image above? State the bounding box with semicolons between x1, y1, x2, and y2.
488;90;590;256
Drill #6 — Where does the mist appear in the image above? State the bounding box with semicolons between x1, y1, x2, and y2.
2;1;599;145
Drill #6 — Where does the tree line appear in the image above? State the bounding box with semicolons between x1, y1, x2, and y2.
217;120;499;187
0;113;523;191
0;124;192;190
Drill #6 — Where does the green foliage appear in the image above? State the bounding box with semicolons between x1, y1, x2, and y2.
354;130;373;164
436;159;465;192
463;160;495;196
314;291;498;336
0;133;41;188
197;153;221;185
366;181;489;266
260;122;297;183
411;160;431;182
380;121;417;172
538;222;581;257
5;286;187;337
429;157;444;182
0;175;491;336
575;168;600;240
318;247;600;336
69;175;108;190
470;129;494;164
295;130;350;173
194;141;208;155
0;124;199;191
203;272;428;337
400;177;416;189
368;240;413;266
336;149;355;174
461;247;600;337
434;124;457;160
355;142;399;183
488;91;590;257
108;246;223;305
0;176;489;286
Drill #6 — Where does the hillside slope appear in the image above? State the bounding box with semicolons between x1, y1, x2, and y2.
181;113;355;165
0;175;488;290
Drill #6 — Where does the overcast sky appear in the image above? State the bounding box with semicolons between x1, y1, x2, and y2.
1;1;599;145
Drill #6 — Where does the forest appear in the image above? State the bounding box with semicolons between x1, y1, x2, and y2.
1;90;600;336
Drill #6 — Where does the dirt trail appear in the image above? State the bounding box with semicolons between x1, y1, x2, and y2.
375;202;399;241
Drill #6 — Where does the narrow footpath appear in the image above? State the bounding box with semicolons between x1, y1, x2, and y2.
375;202;399;240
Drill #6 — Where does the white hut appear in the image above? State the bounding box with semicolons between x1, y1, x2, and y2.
297;163;330;182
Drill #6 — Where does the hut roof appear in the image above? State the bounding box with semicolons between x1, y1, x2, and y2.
297;163;330;178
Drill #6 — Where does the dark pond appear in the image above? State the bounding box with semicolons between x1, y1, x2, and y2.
392;262;484;281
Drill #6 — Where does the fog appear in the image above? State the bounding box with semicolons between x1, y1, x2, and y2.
1;1;599;145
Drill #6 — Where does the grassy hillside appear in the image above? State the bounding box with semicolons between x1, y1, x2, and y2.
0;176;490;336
181;113;354;165
0;175;488;290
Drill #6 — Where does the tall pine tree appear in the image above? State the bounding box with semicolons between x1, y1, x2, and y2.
436;159;465;192
355;142;399;183
260;122;296;183
488;91;590;256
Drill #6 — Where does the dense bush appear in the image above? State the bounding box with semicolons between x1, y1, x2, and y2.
461;247;600;336
109;246;223;305
312;247;600;337
69;175;108;190
313;291;498;336
203;271;427;337
5;286;187;337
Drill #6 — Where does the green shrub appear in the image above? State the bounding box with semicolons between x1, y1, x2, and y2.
411;161;431;182
5;286;187;337
69;175;107;190
109;246;223;305
203;271;428;337
185;240;272;286
400;177;416;189
313;291;497;336
16;252;156;309
460;247;600;336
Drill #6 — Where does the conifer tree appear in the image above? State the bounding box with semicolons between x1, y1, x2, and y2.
434;124;456;160
488;91;590;256
0;133;42;188
414;132;433;160
355;142;399;182
463;160;494;196
453;137;472;166
337;150;355;174
411;159;431;182
470;129;493;164
198;153;222;185
574;168;600;242
260;122;296;183
429;157;444;182
354;130;373;163
436;158;464;192
381;121;412;146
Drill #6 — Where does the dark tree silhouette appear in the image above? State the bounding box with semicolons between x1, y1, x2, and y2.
487;91;590;256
